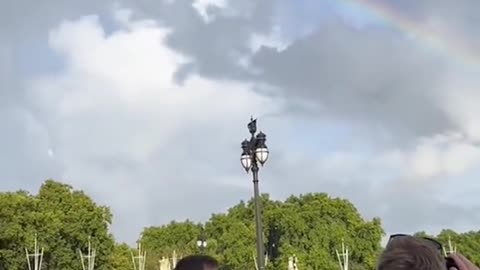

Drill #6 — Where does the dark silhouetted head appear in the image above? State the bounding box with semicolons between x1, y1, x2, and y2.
378;235;445;270
174;255;219;270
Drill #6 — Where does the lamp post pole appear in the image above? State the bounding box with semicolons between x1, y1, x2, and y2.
252;162;264;270
240;118;269;270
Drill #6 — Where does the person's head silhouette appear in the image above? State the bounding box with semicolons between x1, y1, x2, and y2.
174;255;219;270
378;234;445;270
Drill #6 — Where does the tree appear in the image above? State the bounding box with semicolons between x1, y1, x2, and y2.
0;190;36;269
36;180;115;269
262;193;383;270
418;229;480;266
139;193;384;270
110;243;134;270
207;211;256;270
141;220;203;269
0;180;115;270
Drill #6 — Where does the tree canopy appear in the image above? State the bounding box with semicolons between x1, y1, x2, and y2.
2;180;480;270
0;180;115;269
141;193;384;270
414;229;480;266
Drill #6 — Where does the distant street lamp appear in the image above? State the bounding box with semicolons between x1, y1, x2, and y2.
240;117;269;270
197;230;207;254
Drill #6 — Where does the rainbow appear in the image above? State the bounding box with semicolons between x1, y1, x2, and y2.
341;0;480;69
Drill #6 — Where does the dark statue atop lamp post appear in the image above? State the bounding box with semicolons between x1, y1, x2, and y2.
240;117;269;270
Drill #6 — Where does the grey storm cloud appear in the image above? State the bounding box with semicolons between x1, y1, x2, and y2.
2;0;480;244
122;0;480;142
249;19;453;142
128;0;278;81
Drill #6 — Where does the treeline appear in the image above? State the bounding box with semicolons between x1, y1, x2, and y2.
0;180;478;270
141;193;383;270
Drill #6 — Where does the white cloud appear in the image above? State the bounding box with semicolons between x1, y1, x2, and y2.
400;132;480;180
249;26;289;53
307;129;480;183
28;12;280;243
192;0;227;23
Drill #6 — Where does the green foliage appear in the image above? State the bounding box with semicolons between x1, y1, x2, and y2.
140;193;384;270
19;181;480;270
141;220;203;269
110;243;134;270
414;229;480;266
262;193;384;270
0;180;115;269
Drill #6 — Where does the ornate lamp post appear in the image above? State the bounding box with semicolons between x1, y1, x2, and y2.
197;230;207;254
240;117;269;270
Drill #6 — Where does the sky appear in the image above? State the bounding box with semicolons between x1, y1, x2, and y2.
2;0;480;245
